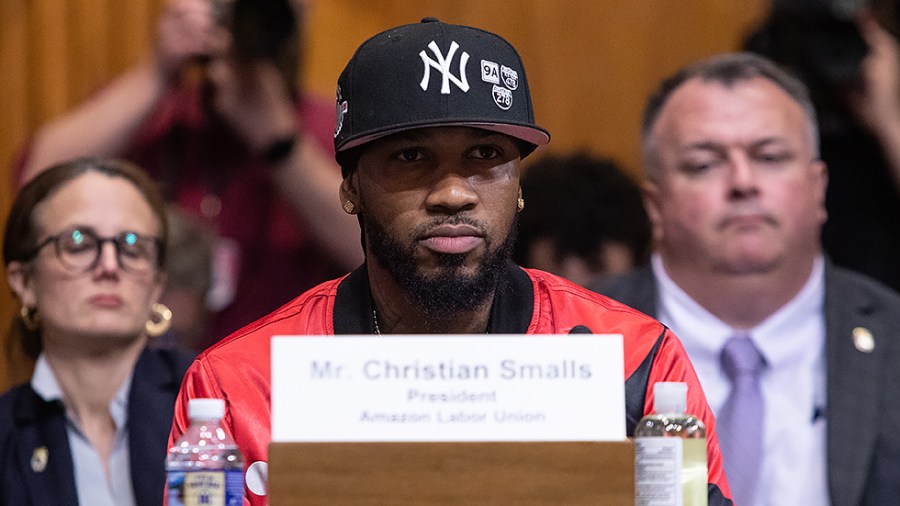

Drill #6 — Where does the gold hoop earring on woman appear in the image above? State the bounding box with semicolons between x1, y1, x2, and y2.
20;306;39;332
517;197;525;212
145;303;173;337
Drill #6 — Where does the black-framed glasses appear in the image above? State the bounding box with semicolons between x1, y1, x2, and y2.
28;227;162;274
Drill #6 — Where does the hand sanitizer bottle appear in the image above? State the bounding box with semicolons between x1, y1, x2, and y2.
634;382;707;506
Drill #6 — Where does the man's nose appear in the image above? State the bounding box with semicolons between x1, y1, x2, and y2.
727;152;760;197
424;168;478;213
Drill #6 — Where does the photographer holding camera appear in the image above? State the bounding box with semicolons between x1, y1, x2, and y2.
15;0;363;348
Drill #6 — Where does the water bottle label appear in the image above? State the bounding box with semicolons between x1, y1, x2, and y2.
635;437;683;506
167;469;243;506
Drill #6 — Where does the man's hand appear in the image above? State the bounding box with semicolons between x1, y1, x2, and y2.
848;13;900;137
849;11;900;193
206;57;298;154
154;0;223;79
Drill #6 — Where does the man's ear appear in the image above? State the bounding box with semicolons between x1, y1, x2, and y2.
811;159;829;225
642;179;665;246
340;173;360;213
6;261;36;308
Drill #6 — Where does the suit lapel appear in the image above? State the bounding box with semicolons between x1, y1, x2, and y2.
592;264;658;316
128;349;184;506
628;266;658;316
13;388;79;506
824;265;885;506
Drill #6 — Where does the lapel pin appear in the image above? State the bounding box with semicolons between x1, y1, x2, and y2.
31;446;48;473
852;327;875;353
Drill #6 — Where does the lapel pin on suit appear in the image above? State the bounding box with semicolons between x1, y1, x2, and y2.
31;446;48;473
852;327;875;353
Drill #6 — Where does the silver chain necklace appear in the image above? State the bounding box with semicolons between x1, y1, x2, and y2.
373;308;490;335
372;309;382;336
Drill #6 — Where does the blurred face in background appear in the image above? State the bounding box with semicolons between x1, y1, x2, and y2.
524;239;635;287
643;77;827;277
7;172;166;354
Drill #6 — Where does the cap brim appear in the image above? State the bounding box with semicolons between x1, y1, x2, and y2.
337;120;550;152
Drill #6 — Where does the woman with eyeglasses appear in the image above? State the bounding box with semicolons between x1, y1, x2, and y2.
0;158;193;506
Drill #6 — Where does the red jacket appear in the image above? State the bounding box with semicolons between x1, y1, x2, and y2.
169;263;733;504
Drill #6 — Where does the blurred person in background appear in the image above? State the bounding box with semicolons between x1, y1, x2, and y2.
0;158;192;506
747;0;900;293
14;0;362;348
593;52;900;506
512;152;651;287
153;206;216;356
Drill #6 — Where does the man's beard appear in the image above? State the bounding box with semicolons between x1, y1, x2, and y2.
365;214;517;320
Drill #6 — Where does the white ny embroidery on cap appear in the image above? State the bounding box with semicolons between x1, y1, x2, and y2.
420;41;470;94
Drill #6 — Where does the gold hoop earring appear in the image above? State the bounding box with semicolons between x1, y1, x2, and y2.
145;303;172;337
342;200;356;214
20;306;39;332
517;197;525;212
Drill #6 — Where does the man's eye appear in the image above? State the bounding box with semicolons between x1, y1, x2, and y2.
756;151;791;164
395;149;423;162
680;160;716;175
471;146;499;159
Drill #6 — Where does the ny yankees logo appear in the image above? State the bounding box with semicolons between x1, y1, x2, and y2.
419;40;470;94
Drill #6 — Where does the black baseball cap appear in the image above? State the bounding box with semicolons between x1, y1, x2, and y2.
333;17;550;171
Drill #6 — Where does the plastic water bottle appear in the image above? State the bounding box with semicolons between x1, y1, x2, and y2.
166;398;245;506
634;382;707;506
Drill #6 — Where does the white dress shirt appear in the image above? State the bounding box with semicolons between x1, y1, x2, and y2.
31;355;137;506
652;254;830;506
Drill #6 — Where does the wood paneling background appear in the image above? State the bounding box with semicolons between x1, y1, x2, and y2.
0;0;766;389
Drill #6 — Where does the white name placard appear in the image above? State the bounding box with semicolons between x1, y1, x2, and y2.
271;335;625;442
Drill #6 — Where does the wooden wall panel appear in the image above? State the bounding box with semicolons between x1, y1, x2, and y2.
0;0;768;390
0;1;29;167
0;0;30;388
31;0;71;120
70;0;111;100
107;0;162;73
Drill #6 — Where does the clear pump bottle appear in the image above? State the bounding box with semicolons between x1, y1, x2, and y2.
634;382;707;506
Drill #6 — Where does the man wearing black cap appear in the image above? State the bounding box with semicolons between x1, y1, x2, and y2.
168;19;733;504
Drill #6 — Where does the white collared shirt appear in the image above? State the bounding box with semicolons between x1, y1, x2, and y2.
652;254;829;506
31;355;137;506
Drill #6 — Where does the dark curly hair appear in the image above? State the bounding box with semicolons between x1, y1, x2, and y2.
513;152;651;275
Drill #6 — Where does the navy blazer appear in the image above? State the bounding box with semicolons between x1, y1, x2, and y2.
592;261;900;506
0;347;192;506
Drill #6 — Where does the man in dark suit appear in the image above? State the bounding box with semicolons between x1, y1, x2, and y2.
592;52;900;506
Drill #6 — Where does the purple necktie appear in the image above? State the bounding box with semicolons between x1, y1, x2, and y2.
718;335;767;506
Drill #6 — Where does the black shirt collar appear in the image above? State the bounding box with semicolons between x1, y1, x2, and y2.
332;261;534;334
